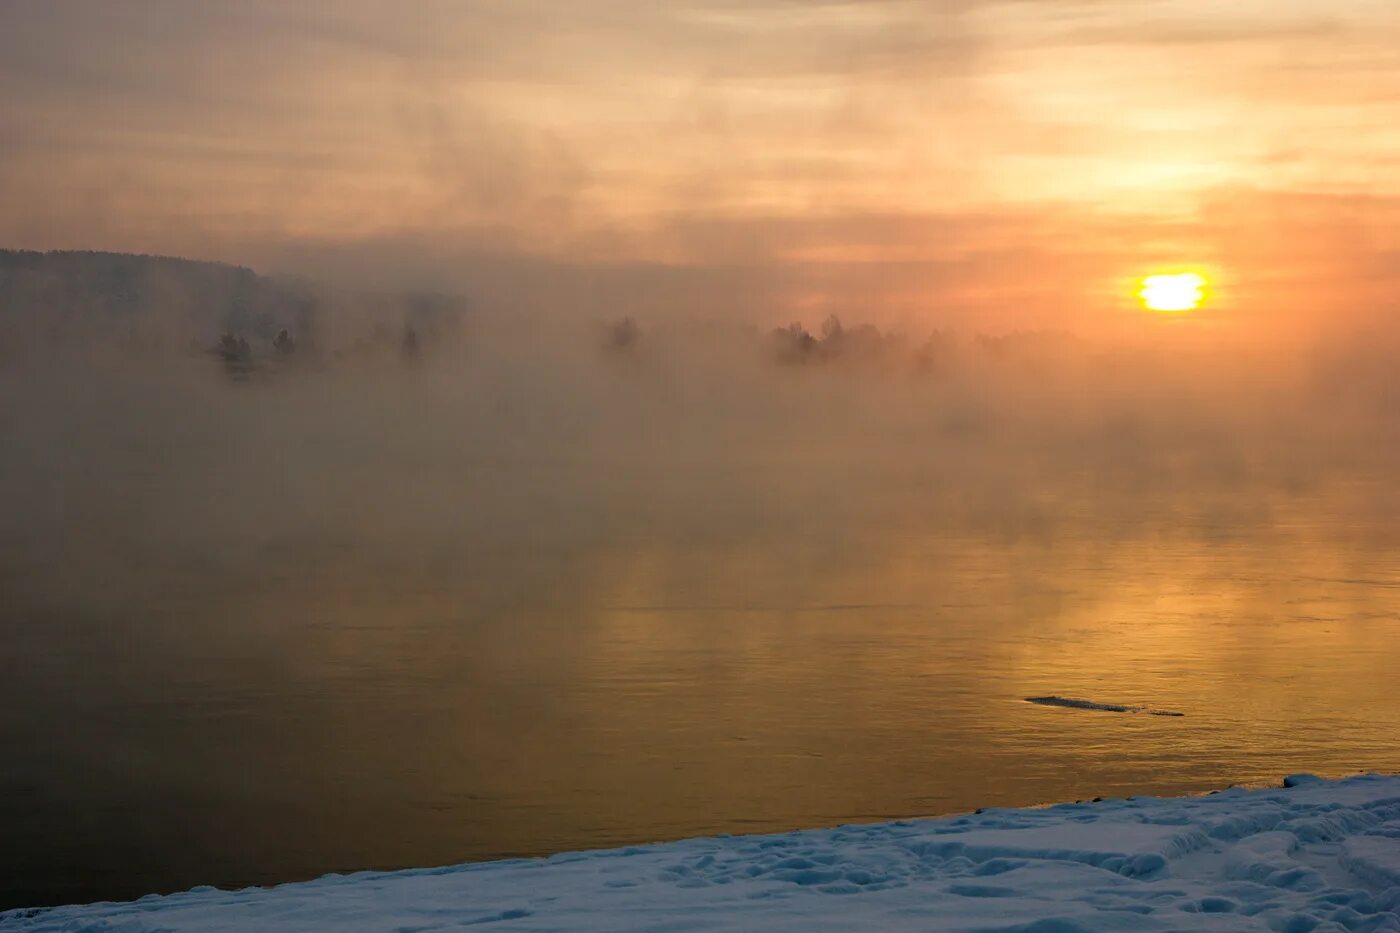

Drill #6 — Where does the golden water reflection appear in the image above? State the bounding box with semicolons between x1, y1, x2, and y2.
3;367;1399;907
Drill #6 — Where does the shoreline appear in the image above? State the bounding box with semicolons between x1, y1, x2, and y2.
6;772;1400;931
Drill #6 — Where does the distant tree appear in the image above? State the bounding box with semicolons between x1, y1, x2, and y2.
914;330;958;376
214;332;254;380
769;322;817;363
820;314;844;342
216;332;248;363
602;317;640;353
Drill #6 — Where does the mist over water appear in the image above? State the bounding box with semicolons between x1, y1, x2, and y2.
2;254;1400;908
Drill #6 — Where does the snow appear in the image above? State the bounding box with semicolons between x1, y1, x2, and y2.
5;775;1400;932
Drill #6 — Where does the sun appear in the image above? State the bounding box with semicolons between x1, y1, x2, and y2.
1138;272;1207;313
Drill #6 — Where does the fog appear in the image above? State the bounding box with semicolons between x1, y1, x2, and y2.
3;250;1399;614
6;0;1400;909
6;250;1400;906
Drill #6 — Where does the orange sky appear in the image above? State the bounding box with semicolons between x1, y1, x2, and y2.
2;0;1399;334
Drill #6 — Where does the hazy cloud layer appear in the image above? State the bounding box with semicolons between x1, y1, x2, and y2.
2;1;1399;332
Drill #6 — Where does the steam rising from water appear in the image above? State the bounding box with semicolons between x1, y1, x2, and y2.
3;251;1400;907
2;249;1399;597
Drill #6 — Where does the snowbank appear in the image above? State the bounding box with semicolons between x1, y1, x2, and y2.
5;774;1399;931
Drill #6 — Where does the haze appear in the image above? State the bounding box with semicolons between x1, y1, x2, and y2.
4;0;1400;914
3;1;1400;335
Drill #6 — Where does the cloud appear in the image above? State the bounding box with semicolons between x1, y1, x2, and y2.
2;0;1400;339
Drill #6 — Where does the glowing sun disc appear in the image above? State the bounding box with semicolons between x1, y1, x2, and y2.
1139;272;1207;312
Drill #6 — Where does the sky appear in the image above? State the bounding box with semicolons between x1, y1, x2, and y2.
3;0;1399;334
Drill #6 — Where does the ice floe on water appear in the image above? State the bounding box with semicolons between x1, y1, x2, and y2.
1026;695;1186;717
5;774;1399;931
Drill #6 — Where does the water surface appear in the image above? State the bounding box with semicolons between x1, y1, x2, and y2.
3;357;1398;908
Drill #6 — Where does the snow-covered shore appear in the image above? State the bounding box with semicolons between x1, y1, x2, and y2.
5;774;1399;932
